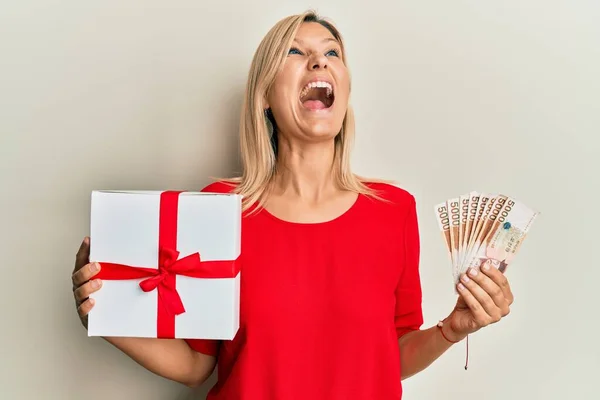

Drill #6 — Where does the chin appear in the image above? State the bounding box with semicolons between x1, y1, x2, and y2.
301;121;342;141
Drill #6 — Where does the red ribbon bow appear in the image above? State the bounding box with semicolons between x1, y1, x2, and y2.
94;191;240;338
138;247;203;316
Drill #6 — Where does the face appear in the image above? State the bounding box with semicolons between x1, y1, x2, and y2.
265;22;350;143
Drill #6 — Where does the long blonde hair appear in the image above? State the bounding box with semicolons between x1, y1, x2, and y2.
223;10;382;211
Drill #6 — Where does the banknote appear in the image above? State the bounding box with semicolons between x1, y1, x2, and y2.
484;199;539;273
465;192;480;259
434;202;451;260
463;194;508;272
447;198;461;281
458;194;471;270
462;193;492;277
435;191;539;285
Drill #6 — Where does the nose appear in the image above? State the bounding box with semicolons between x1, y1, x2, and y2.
308;53;328;70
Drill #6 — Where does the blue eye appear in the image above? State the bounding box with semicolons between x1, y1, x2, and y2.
288;47;302;55
326;49;340;57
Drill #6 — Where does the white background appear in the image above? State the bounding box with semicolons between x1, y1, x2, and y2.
1;1;598;399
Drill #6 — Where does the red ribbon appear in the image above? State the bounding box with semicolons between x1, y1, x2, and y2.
94;191;240;338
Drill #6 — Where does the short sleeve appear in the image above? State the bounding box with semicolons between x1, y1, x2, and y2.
394;195;424;338
184;181;237;356
185;338;220;356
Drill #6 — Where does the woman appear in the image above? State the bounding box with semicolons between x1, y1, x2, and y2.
71;11;513;399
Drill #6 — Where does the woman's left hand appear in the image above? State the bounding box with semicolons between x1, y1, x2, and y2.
444;259;514;342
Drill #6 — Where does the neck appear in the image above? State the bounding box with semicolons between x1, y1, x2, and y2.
271;137;337;202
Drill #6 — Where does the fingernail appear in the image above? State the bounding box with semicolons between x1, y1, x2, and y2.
462;274;470;283
491;260;501;268
469;268;479;277
483;260;491;270
89;298;95;305
90;262;99;272
458;283;466;291
91;279;101;289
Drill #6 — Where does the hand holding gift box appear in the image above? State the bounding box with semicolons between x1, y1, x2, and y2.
87;190;242;340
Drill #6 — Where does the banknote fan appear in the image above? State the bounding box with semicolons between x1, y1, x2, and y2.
434;192;540;286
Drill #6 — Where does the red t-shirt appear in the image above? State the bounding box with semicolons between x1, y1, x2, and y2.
186;181;423;399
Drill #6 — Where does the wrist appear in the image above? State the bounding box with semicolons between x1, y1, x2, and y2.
438;317;472;371
437;317;467;343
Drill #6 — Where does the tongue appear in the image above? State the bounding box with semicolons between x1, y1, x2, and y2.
303;100;327;110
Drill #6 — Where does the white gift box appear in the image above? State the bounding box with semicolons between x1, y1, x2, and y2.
87;190;242;340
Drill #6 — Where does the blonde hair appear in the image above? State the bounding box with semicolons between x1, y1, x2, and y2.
223;10;384;211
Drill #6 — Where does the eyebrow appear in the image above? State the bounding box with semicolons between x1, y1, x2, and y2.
293;37;340;45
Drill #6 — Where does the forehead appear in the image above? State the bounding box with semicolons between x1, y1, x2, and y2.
294;22;338;44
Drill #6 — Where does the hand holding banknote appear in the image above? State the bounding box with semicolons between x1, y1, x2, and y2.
442;258;514;342
434;192;539;342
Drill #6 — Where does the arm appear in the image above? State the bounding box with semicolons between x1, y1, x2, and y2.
104;337;216;388
398;322;464;380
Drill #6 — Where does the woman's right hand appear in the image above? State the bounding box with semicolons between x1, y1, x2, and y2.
72;237;103;329
70;237;216;387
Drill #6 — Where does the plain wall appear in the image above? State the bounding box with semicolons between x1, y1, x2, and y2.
1;1;598;399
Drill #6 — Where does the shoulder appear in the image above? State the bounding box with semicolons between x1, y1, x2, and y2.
200;180;239;194
361;182;418;227
364;181;416;207
361;182;419;240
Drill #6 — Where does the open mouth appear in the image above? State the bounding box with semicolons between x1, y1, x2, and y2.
299;80;335;111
